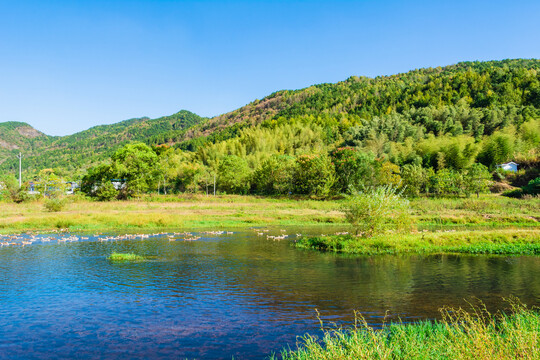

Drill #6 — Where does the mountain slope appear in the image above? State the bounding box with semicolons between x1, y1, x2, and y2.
0;122;54;166
175;59;540;150
0;110;205;174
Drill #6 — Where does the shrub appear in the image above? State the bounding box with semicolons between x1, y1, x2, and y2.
502;188;524;198
342;186;412;237
44;197;67;212
522;177;540;196
95;182;119;201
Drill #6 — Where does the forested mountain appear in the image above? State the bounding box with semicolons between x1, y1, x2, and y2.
0;110;205;174
1;59;539;190
175;59;540;150
0;122;54;166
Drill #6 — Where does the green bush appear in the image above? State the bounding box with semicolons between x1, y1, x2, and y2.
502;188;524;198
108;252;145;261
522;177;540;196
44;197;67;212
95;182;119;201
342;186;412;237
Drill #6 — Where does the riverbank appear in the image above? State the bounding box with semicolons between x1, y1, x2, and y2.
294;229;540;255
0;194;537;233
275;303;539;360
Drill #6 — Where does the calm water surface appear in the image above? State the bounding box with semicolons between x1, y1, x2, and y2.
0;229;539;359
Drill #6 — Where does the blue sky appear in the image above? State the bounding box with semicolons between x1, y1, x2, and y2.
1;0;539;136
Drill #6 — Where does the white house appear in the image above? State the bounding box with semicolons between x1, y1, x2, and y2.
497;161;518;172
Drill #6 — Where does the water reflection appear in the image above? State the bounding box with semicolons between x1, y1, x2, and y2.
0;229;538;359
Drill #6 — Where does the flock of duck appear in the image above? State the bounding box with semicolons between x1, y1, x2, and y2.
0;228;313;248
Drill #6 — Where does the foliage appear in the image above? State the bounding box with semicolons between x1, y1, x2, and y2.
34;169;68;198
95;182;119;201
522;177;540;196
294;154;335;197
430;169;465;196
330;147;377;192
400;164;429;196
82;143;159;198
463;163;492;197
252;154;296;195
217;155;252;194
342;186;411;236
44;197;68;212
0;175;22;202
505;177;540;198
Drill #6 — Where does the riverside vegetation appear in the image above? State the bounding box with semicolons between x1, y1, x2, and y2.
0;193;537;256
275;301;540;360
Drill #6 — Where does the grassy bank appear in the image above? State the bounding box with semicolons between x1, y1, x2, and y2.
275;303;539;360
295;229;540;255
0;194;537;233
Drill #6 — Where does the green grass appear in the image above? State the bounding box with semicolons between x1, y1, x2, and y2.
107;252;145;261
275;302;540;360
295;229;540;255
0;194;537;233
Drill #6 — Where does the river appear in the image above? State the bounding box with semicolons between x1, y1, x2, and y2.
0;228;538;359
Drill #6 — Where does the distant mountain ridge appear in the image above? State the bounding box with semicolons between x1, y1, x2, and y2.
0;110;205;173
0;122;53;166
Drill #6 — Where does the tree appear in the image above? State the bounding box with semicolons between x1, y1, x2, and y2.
81;163;114;198
464;164;492;197
110;143;159;197
294;154;335;197
252;154;295;195
0;174;29;203
218;155;251;194
330;147;376;193
35;169;68;198
401;164;427;197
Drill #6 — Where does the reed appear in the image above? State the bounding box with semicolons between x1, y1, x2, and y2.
276;301;540;360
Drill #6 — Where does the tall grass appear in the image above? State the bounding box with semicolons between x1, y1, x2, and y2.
276;301;539;360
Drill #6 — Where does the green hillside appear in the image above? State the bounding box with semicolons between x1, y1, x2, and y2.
0;122;54;167
0;110;205;174
1;59;539;192
176;59;540;150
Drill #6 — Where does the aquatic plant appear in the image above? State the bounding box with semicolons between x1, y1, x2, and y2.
107;252;145;261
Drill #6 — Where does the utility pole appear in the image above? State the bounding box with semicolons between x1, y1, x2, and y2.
213;174;216;196
16;152;23;188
